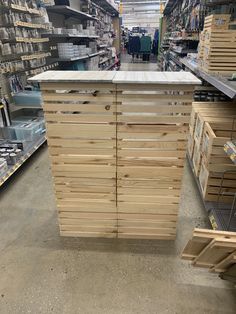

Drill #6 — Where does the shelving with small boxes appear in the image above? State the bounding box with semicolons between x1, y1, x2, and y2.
0;0;53;187
43;1;120;71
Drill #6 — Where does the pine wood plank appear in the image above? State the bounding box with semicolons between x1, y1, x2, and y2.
46;124;116;138
45;113;116;123
117;104;192;114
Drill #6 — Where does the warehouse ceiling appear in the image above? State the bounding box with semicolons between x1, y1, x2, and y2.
117;0;166;28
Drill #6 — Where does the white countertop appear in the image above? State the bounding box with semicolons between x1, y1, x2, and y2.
113;71;201;85
29;71;201;85
29;71;116;83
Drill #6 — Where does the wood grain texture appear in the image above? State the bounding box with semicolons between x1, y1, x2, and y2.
116;84;192;238
37;74;197;239
182;228;236;274
30;70;201;85
188;101;236;202
199;17;236;74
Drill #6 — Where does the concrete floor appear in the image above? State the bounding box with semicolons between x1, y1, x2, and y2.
0;62;236;313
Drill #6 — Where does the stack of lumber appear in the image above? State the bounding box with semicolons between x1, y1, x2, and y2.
188;102;236;202
30;70;200;240
182;228;236;276
198;14;236;75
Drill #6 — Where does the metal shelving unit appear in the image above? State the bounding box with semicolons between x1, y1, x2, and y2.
42;34;99;39
53;51;102;62
45;3;120;72
0;135;46;188
46;5;98;21
179;58;236;99
161;0;236;99
0;21;49;29
2;38;49;44
0;1;52;188
163;0;176;15
187;153;236;232
0;3;41;15
169;54;183;68
92;0;119;16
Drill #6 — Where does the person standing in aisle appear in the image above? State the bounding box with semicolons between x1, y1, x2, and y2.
140;34;152;61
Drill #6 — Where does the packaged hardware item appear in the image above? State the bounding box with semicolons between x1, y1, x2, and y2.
0;158;8;176
9;75;24;94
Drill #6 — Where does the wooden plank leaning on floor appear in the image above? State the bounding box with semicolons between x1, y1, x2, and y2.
182;228;236;273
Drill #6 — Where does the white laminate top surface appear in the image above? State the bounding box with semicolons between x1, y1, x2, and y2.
29;70;201;85
113;71;201;85
29;71;116;83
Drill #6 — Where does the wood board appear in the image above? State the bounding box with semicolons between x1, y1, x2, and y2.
182;228;236;274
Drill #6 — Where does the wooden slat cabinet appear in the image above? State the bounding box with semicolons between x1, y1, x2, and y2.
30;71;200;240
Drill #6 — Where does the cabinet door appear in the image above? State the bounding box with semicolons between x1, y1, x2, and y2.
42;82;117;238
116;83;193;239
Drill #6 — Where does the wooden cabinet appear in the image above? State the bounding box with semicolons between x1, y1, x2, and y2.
30;70;200;239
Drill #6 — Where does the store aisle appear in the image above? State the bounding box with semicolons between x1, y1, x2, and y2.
120;52;159;71
121;62;159;71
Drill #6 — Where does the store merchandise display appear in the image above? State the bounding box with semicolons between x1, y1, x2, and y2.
194;88;229;102
160;0;204;71
99;47;119;70
188;102;236;187
0;157;8;176
198;14;236;75
2;115;45;142
0;58;48;74
0;0;51;185
50;24;97;37
45;1;120;71
0;0;52;101
186;101;236;231
0;109;45;174
8;75;24;94
160;31;199;71
160;1;236;234
0;27;47;41
161;0;236;98
0;143;22;166
57;43;93;59
30;70;200;240
0;0;42;13
0;97;11;128
81;1;120;70
87;55;99;70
